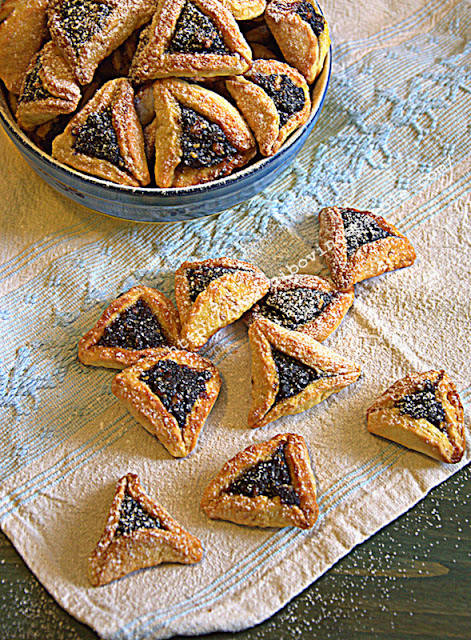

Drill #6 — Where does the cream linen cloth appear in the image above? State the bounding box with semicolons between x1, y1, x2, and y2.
0;0;470;638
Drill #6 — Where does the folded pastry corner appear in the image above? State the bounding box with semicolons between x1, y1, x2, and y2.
52;77;150;186
248;317;361;429
111;349;221;457
146;78;256;187
175;257;270;351
78;285;181;368
222;0;266;21
318;206;416;291
226;58;311;156
89;473;203;586
16;42;82;131
48;0;157;85
265;0;330;84
367;370;465;464
129;0;252;83
201;432;319;528
244;273;354;341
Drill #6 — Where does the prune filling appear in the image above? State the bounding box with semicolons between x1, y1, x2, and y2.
186;265;246;301
257;287;333;329
19;58;52;104
140;359;212;431
116;494;163;536
179;106;237;169
224;444;300;506
295;1;326;37
340;208;393;258
272;347;324;402
167;1;230;55
60;0;112;54
73;107;126;169
397;379;446;430
97;299;166;350
250;73;305;127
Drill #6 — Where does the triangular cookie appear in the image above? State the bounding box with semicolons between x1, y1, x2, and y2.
48;0;157;85
111;349;221;457
89;473;203;586
244;274;354;342
201;432;319;528
147;78;256;187
129;0;252;83
248;317;361;429
78;285;181;369
175;257;270;351
52;77;150;186
318;206;416;291
367;370;465;464
226;59;311;156
16;42;81;131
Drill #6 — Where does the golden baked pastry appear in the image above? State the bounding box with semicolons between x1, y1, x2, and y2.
78;286;181;369
111;349;221;457
0;0;49;94
318;206;417;291
146;78;256;187
367;370;465;464
89;473;203;586
175;257;270;351
226;59;310;156
47;0;157;85
223;0;266;21
129;0;253;83
244;274;354;341
265;0;330;84
248;317;361;429
201;432;319;528
16;42;82;131
52;77;150;186
249;42;279;60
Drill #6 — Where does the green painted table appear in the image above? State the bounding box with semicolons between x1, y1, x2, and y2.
0;464;469;640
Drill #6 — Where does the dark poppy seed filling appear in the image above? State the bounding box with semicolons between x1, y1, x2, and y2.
73;107;126;169
167;1;230;55
397;379;446;430
186;265;247;301
179;106;237;169
340;208;393;258
257;287;333;329
272;347;324;402
97;299;166;350
116;493;163;536
60;0;112;54
295;1;325;36
140;359;212;431
19;58;51;104
250;73;306;127
224;444;300;506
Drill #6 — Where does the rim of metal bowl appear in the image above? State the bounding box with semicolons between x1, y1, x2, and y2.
0;50;331;197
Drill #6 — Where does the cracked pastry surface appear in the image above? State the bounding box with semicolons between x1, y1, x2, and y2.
89;473;203;586
78;285;181;368
52;77;150;186
111;348;221;457
367;370;465;464
265;0;330;84
175;256;270;351
201;432;319;528
226;58;310;155
244;274;354;341
248;317;361;429
318;206;417;291
129;0;252;83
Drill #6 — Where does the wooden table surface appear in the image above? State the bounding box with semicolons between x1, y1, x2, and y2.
0;463;469;640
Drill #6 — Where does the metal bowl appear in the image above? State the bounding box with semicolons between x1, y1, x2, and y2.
0;52;331;223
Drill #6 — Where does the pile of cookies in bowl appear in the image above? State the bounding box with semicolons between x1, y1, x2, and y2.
0;0;331;188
